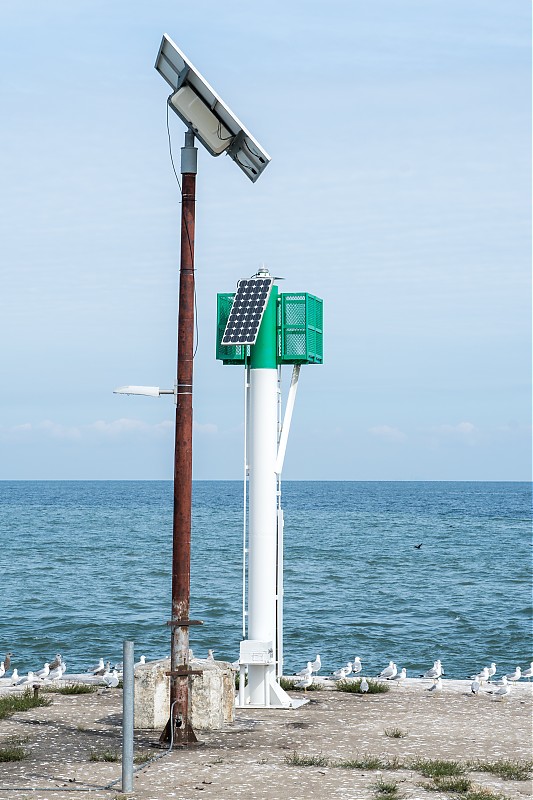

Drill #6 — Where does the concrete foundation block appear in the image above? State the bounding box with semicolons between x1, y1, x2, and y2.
134;658;235;730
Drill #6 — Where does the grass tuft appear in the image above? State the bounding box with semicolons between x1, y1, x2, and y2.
462;790;511;800
0;737;29;762
336;678;390;694
0;690;51;720
472;759;532;782
234;673;248;689
52;684;97;695
90;749;120;763
285;752;329;767
423;776;473;793
411;758;467;777
384;728;408;739
279;676;294;690
372;778;401;799
336;756;403;771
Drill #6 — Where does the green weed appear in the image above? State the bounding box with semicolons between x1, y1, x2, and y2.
411;758;467;777
472;759;532;782
0;690;51;720
336;756;403;770
337;678;390;694
384;728;408;738
285;752;329;767
372;778;401;799
90;749;120;762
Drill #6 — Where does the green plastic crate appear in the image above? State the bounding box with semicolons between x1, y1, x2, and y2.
278;293;323;364
216;293;248;364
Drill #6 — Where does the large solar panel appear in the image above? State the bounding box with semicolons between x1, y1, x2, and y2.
221;277;274;346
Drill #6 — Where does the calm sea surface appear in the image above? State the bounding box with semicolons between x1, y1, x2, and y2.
0;481;530;679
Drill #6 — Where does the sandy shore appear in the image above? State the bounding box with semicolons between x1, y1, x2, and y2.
0;679;531;800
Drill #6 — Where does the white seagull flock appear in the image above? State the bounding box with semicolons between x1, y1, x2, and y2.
0;651;148;690
288;653;531;700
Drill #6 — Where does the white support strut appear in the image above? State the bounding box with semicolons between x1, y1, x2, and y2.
274;364;301;476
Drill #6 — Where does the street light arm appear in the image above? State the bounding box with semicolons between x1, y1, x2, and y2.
113;385;162;398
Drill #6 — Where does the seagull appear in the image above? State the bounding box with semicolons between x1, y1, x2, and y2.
332;667;348;681
89;658;104;675
521;662;533;681
344;661;353;677
427;677;442;694
4;653;13;673
48;654;62;671
135;655;146;669
377;661;397;680
103;669;120;688
35;663;50;679
474;667;490;684
48;665;63;681
414;543;423;549
487;663;497;682
294;674;313;692
421;660;442;679
493;675;509;687
93;661;110;677
389;667;407;684
17;671;36;686
10;669;19;684
310;654;321;674
0;662;5;679
296;661;313;679
351;657;362;675
470;677;480;695
504;666;521;682
207;650;215;661
360;676;369;693
490;680;511;700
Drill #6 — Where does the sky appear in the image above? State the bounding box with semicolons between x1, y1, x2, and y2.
0;0;530;481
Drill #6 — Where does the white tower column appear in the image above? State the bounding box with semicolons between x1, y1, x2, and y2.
247;367;278;704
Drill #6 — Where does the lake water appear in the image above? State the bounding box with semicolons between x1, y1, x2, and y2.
0;481;530;680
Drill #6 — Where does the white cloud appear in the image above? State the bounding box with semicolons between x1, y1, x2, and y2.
0;418;220;442
194;422;218;435
86;419;173;437
432;422;477;437
369;425;407;442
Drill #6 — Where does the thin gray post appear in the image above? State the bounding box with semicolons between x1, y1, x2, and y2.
122;640;134;793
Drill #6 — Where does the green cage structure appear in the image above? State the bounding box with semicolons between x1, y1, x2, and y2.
216;293;248;364
277;293;323;365
217;291;323;365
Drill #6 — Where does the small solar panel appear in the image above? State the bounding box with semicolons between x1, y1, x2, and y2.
221;277;274;346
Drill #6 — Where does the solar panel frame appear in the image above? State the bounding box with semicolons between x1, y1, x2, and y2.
221;277;274;346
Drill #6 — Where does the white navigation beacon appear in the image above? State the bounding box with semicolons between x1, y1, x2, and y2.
221;277;274;346
155;34;271;182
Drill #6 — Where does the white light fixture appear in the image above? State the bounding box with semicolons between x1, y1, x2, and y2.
155;34;271;181
113;385;173;398
169;87;231;156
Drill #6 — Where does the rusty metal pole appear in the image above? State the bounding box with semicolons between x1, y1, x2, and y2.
160;128;202;745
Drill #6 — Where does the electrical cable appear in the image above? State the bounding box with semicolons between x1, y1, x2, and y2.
234;153;257;176
216;120;234;142
166;100;199;359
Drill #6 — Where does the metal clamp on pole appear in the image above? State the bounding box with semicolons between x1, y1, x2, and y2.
181;128;197;175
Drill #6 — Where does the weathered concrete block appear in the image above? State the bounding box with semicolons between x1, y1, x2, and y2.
134;658;235;730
